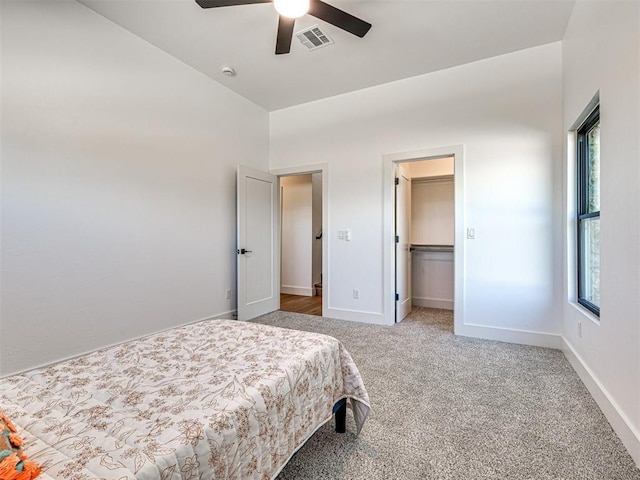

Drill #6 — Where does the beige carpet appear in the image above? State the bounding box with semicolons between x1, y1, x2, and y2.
253;307;640;480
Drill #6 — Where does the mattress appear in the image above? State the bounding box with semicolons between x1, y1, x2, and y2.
0;319;370;479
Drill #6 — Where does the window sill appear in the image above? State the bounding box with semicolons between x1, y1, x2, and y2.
570;301;601;325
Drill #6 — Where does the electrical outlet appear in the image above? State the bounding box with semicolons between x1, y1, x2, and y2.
225;289;231;300
577;320;582;338
353;288;360;299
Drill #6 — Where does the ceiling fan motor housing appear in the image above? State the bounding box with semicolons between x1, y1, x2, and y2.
195;0;371;55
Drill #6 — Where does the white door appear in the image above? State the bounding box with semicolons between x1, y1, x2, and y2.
237;165;280;321
395;163;412;322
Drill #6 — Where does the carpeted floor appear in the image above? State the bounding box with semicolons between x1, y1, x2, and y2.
253;307;640;479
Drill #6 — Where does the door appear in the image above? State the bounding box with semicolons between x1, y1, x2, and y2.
237;165;280;320
395;163;412;322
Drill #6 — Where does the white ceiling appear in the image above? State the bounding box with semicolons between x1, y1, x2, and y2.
77;0;576;111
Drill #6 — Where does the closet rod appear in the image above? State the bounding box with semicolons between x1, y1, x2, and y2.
410;244;454;253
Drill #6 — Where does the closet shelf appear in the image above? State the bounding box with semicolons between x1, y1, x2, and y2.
410;244;454;253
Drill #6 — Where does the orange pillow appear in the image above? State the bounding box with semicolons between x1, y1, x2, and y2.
0;412;41;480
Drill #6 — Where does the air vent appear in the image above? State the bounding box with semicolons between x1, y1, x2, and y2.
296;25;334;51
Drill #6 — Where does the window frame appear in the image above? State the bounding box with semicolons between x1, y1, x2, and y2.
576;105;600;316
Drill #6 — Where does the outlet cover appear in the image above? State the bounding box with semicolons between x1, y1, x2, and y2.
578;320;582;338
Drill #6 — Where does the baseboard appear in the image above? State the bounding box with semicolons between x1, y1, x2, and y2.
323;306;392;326
562;338;640;467
456;323;562;349
209;310;237;320
281;286;315;296
413;296;454;310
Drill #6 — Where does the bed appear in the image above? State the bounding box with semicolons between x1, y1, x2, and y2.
0;319;370;480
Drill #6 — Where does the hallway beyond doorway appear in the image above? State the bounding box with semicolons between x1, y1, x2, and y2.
280;294;322;316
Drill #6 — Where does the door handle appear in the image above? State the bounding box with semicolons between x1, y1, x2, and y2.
238;248;253;255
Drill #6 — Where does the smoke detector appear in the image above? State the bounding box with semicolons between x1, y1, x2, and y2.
296;25;334;51
221;66;236;77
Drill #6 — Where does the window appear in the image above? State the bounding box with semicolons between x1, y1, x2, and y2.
577;106;600;316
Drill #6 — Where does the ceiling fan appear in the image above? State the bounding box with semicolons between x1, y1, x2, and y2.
195;0;372;55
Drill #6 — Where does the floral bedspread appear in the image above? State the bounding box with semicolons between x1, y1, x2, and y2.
0;320;370;480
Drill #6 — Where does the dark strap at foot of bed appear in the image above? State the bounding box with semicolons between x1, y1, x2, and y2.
333;398;347;433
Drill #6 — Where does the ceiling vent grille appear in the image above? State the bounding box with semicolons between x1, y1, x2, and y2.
296;25;334;51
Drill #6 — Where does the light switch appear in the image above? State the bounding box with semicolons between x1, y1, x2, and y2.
337;230;345;240
345;230;351;241
467;228;476;239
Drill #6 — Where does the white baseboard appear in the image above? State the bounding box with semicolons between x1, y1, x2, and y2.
324;306;392;326
413;296;454;310
281;286;315;296
562;338;640;467
456;323;562;349
209;310;237;321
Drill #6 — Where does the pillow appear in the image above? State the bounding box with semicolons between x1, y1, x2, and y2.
0;412;41;480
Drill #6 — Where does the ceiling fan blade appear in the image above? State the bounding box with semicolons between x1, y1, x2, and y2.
195;0;271;8
275;16;295;55
308;0;371;38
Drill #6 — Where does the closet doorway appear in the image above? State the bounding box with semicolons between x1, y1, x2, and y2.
279;172;324;316
394;156;455;322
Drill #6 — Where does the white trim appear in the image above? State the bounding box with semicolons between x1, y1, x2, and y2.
569;301;601;325
271;163;329;318
412;297;454;310
562;338;640;467
565;130;577;307
270;164;327;177
210;310;237;320
281;286;315;296
456;323;562;349
323;307;390;325
383;144;465;328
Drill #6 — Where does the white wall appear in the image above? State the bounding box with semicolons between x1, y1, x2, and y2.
411;178;455;246
270;43;563;339
280;175;313;296
561;0;640;465
412;251;454;311
0;1;269;375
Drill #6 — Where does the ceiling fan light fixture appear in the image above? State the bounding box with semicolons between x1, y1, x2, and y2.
273;0;309;19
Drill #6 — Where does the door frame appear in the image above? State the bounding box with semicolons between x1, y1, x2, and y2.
382;145;465;332
270;163;328;317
